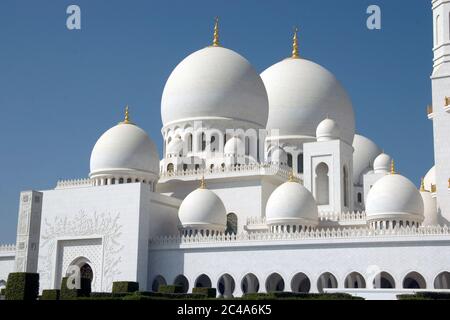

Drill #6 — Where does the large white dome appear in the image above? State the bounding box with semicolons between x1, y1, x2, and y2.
261;58;355;144
366;174;424;222
352;134;382;185
266;181;318;227
178;186;227;231
161;46;269;128
90;122;160;178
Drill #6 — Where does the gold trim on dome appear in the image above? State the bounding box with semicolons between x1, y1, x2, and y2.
431;184;437;193
445;97;450;107
420;178;425;192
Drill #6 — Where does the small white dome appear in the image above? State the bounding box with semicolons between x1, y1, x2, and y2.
178;187;227;231
161;46;269;128
261;58;355;144
266;181;318;226
90;122;159;179
373;153;392;174
167;135;184;156
352;134;382;185
224;136;245;156
423;166;436;192
366;174;424;223
268;146;288;165
316;118;341;142
420;191;438;226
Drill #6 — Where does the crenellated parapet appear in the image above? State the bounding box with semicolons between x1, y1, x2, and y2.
55;178;94;189
149;225;450;247
0;244;16;253
160;163;301;182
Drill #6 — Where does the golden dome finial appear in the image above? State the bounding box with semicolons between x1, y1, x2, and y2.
420;177;425;192
200;176;206;189
120;105;134;125
212;16;220;47
390;159;396;175
288;169;297;182
292;27;300;59
124;105;130;123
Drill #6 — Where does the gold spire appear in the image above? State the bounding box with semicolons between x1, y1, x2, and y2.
291;27;300;59
120;105;133;125
124;106;130;123
200;176;206;189
212;17;220;47
390;159;396;175
420;177;425;192
288;169;297;182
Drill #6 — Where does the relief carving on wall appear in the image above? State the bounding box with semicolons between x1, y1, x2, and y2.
38;211;123;291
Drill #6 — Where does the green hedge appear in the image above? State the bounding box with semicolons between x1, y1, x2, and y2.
242;292;363;300
397;292;450;300
41;289;60;300
158;285;184;294
112;281;139;294
192;287;217;298
5;272;39;301
122;292;207;300
60;277;91;300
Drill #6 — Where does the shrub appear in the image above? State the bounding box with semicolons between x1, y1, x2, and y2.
60;277;91;300
158;285;184;294
241;292;363;300
397;292;450;300
41;289;60;300
192;287;217;298
5;272;39;301
0;288;5;296
112;281;139;294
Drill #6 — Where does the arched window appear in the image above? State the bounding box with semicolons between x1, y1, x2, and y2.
217;274;235;298
297;154;304;173
315;163;330;205
167;163;174;173
127;178;132;183
187;133;193;153
201;132;206;151
119;178;124;184
152;275;167;292
245;136;250;156
195;274;212;288
357;192;362;203
226;213;238;235
183;164;188;171
434;271;450;289
290;273;311;293
344;272;366;288
210;134;220;152
373;272;395;289
287;153;293;168
241;273;259;294
173;275;189;293
317;272;338;293
343;165;349;208
403;272;426;289
265;273;285;293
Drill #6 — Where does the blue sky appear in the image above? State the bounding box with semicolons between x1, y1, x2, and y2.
0;0;434;243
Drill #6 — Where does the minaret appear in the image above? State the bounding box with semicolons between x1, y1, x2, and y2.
431;0;450;223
